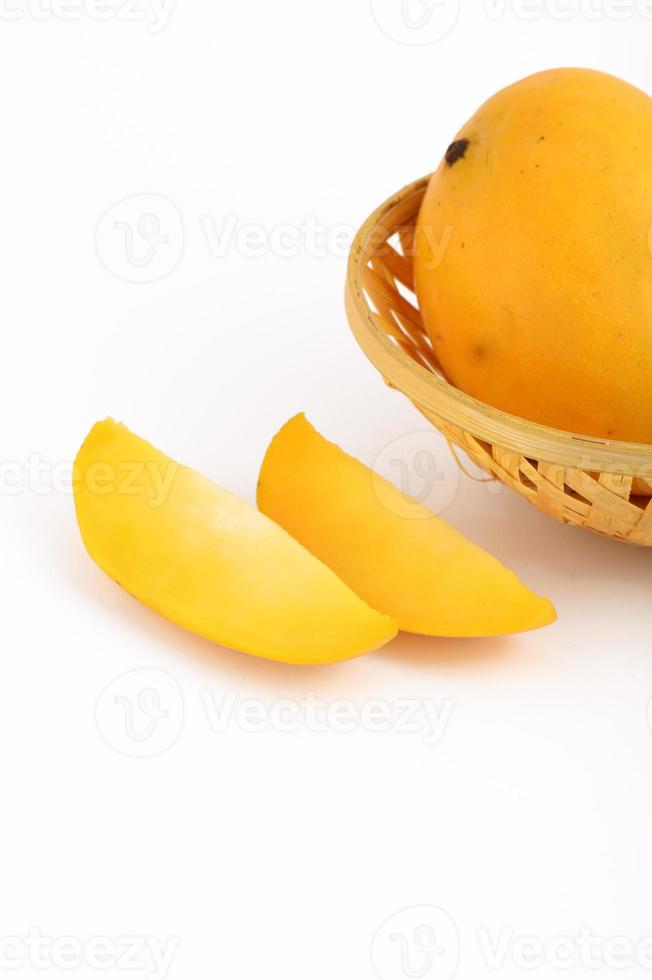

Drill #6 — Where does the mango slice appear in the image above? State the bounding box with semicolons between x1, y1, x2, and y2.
73;420;397;664
257;416;556;637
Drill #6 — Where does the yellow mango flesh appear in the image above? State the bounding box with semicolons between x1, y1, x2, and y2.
414;68;652;442
257;416;556;637
73;420;396;664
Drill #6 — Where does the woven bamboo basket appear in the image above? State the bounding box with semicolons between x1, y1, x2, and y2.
345;175;652;546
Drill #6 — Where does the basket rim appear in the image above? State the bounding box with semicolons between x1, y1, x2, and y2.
345;174;652;475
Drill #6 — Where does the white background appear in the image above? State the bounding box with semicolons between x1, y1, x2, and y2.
2;2;652;979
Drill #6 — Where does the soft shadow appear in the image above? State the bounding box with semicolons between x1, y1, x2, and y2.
50;481;649;692
376;630;524;671
464;486;652;587
56;513;372;694
72;558;360;691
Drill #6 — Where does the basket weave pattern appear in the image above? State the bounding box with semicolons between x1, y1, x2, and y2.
345;177;652;546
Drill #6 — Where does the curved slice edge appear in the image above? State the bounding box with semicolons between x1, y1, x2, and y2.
257;414;557;637
73;419;397;664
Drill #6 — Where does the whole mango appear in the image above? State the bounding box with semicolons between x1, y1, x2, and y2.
414;68;652;443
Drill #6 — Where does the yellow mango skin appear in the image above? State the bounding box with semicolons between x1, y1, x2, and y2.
73;420;396;665
414;68;652;442
257;416;556;637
